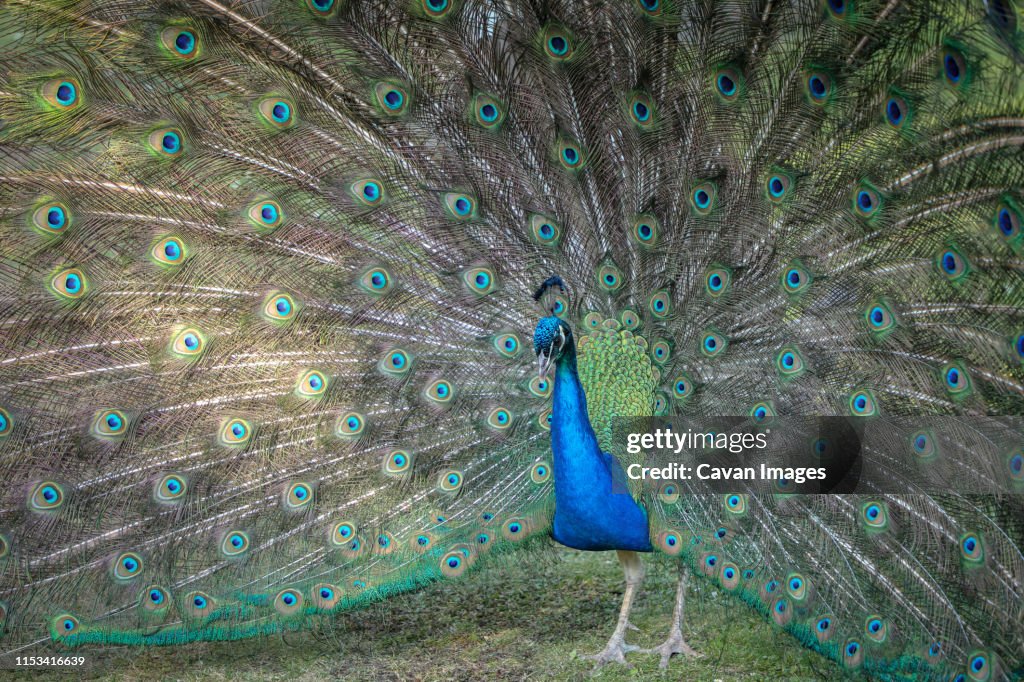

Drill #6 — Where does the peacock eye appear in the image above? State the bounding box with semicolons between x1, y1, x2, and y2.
258;97;296;128
161;26;199;59
42;78;82;110
306;0;336;16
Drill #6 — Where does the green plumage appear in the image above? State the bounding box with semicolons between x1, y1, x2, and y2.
0;0;1023;679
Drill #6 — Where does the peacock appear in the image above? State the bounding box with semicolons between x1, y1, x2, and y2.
1;0;1023;678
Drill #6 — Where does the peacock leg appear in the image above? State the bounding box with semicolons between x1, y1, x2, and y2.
583;549;644;667
641;564;702;668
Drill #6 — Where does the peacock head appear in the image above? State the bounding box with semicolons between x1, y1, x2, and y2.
534;316;572;378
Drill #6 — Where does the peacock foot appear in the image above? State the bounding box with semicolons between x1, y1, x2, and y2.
582;636;641;668
640;629;702;669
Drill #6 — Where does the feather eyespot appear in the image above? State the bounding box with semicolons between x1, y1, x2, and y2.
248;200;284;231
219;418;252;447
842;640;863;669
805;71;832;104
556;138;585;170
464;267;496;295
160;27;199;59
597;264;623;291
658;482;680;504
690;182;716;214
170;328;205;358
861;501;889;531
336;412;365;437
619;309;640;329
651;339;671;364
29;482;64;511
776;347;805;377
374;82;409;115
628;92;655;126
724;493;747;514
422;0;454;17
141;586;170;613
529;214;561;246
865;300;896;334
359;267;392;295
184;592;214;619
152;236;187;266
782;261;811;294
426;379;454;404
472;93;504;128
864;616;888;643
542;27;574;60
330;521;357;547
705;266;731;298
994;198;1021;242
438;470;464;492
1007;449;1024;482
494;333;521;358
936;246;969;281
273;589;303;616
41;78;82;110
635;0;662;15
263;292;297;322
701;330;727;357
284;482;313;510
296;370;327;397
656;530;684;555
112;552;144;581
92;409;128;439
884;94;909;129
910;430;938;461
672;373;694;401
649;290;671;318
0;407;10;438
530;461;551;484
941;361;971;396
51;268;88;300
766;172;793;202
487;407;512;430
853;185;881;219
631;215;659;246
311;584;341;609
383;449;412;475
258;97;296;128
943;46;967;86
440;550;469;577
814;616;835;642
51;614;80;639
824;0;848;19
966;651;993;682
528;375;552;398
148;127;184;158
443;192;477;220
32;201;71;235
348;179;384;208
155;474;187;502
720;562;741;590
380;348;412;375
849;389;877;416
750;401;776;422
306;0;336;16
960;533;985;564
714;67;742;101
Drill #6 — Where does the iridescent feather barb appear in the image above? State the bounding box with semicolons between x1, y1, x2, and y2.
0;0;1023;679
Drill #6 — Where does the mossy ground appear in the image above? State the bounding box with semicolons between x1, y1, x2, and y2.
16;547;864;681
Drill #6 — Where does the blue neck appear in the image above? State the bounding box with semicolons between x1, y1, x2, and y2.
548;340;652;552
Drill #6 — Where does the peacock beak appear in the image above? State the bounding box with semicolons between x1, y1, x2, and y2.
537;349;552;378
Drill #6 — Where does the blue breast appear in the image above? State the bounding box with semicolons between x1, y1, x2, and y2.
549;356;652;552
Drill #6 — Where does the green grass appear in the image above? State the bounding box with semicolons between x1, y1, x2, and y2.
17;548;864;681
